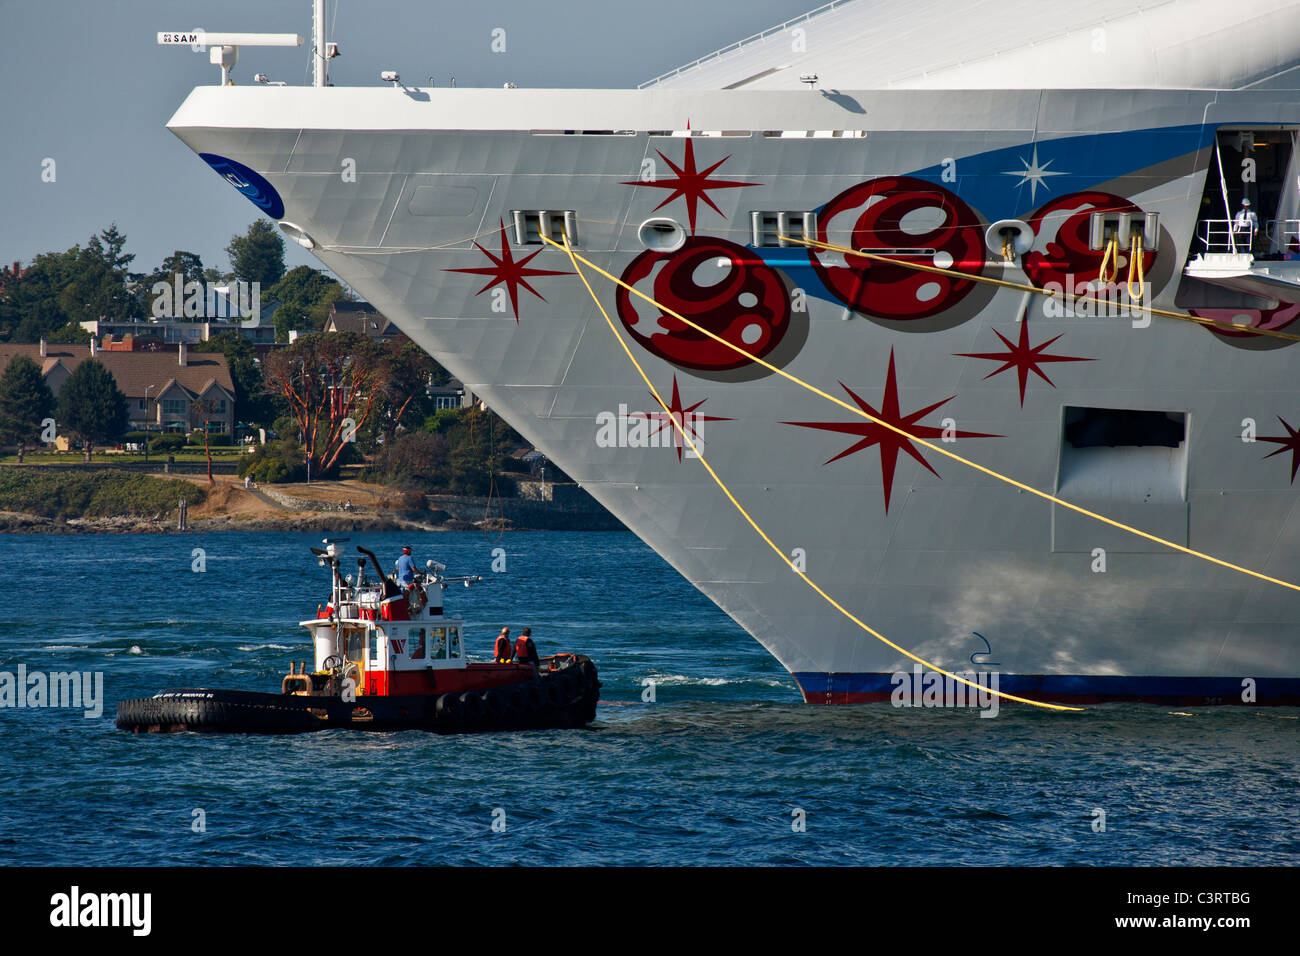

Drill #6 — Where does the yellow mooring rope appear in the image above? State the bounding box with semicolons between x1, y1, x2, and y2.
786;234;1300;343
542;234;1300;600
550;233;1082;712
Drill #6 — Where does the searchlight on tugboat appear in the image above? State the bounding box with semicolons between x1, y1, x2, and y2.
116;541;600;733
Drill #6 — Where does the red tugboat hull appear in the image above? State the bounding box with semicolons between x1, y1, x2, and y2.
116;655;599;734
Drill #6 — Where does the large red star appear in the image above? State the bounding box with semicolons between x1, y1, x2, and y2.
629;374;732;462
1260;416;1300;483
955;316;1093;406
621;135;759;234
444;220;570;322
784;349;1001;512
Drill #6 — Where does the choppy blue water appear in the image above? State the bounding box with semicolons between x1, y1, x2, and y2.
0;530;1295;866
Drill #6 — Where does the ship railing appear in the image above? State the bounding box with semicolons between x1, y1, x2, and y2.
637;0;853;88
1265;218;1300;251
1197;218;1250;254
1197;218;1300;255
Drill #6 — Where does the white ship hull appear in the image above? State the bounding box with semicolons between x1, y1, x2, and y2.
165;3;1300;704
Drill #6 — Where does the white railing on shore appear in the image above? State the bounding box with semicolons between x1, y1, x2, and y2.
638;0;853;89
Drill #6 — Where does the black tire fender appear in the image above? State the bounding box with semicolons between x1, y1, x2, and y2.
458;691;486;722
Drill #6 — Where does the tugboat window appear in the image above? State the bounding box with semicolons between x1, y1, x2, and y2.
411;628;426;660
449;628;461;658
431;627;447;659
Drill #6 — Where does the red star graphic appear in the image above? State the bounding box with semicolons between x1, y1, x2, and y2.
444;220;570;322
783;349;1000;512
955;315;1093;406
629;375;732;462
1260;416;1300;483
621;134;758;234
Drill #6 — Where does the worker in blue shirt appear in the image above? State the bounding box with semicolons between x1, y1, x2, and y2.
395;546;417;587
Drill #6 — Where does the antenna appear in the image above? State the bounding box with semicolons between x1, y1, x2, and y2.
157;30;304;85
312;0;327;87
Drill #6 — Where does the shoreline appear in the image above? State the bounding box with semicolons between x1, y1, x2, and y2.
0;509;485;534
0;471;622;533
0;474;617;533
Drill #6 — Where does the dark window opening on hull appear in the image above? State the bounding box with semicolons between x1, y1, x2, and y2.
1063;407;1186;449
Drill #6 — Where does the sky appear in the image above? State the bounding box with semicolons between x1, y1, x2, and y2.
0;0;816;282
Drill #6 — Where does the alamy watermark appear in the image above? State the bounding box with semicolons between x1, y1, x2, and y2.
0;664;104;718
595;405;708;457
151;274;260;321
891;663;1000;718
1040;277;1151;328
49;886;150;936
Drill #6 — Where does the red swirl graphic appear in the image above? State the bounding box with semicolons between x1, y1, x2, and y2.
1190;302;1300;340
616;236;791;371
808;176;987;321
1022;191;1157;292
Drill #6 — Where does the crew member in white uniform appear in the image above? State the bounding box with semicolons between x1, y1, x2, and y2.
1232;198;1259;252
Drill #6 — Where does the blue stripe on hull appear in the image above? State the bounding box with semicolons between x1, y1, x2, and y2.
791;673;1300;706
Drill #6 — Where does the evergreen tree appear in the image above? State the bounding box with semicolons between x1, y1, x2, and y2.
57;225;135;325
226;219;286;288
56;359;128;457
0;225;135;342
140;250;206;317
268;265;349;340
0;355;55;445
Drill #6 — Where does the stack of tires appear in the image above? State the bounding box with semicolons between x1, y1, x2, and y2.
117;690;321;734
434;654;600;734
116;655;602;735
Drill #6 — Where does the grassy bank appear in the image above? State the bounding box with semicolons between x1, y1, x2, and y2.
0;448;246;465
0;469;206;520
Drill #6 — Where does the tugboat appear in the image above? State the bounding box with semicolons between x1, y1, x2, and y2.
117;540;600;733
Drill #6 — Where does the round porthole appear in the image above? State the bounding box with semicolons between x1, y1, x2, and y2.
637;217;687;253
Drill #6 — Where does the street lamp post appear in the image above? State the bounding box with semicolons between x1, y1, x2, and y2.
143;385;154;463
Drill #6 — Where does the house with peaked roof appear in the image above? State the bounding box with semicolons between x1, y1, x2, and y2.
0;340;236;436
324;301;407;343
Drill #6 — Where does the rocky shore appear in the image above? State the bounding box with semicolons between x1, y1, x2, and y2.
0;475;616;533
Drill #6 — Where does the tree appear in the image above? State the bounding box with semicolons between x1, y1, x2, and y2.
0;226;136;343
0;249;78;342
418;406;521;494
0;356;55;453
262;332;390;475
383;342;443;441
56;359;128;459
194;332;275;425
139;250;206;317
226;219;285;288
190;397;219;485
374;431;451;487
446;407;518;494
47;321;91;343
57;226;136;326
267;265;350;341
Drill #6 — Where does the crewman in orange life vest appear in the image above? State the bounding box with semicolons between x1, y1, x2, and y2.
494;627;514;663
514;627;540;673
